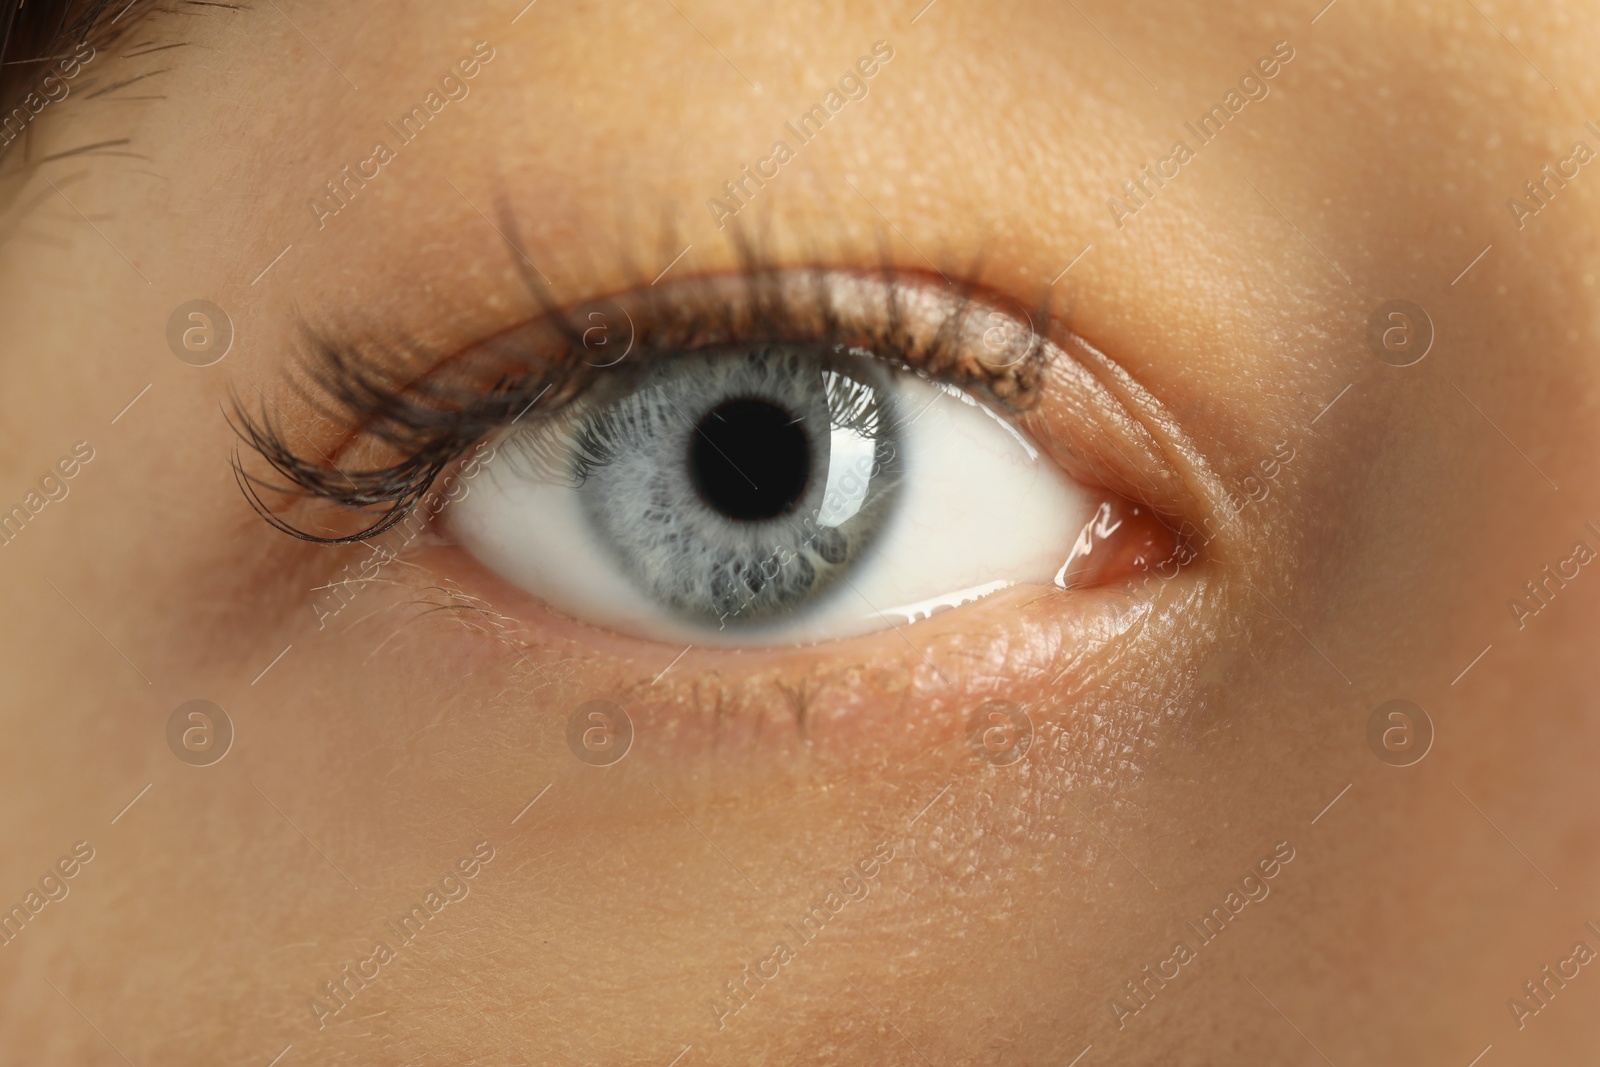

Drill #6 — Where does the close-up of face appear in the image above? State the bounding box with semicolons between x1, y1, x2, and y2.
2;0;1599;1063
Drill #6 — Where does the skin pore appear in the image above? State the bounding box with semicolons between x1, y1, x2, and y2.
2;1;1600;1063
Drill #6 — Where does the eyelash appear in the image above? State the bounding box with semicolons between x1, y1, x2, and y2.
231;247;1060;546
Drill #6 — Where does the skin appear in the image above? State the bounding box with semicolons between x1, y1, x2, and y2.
1;0;1598;1063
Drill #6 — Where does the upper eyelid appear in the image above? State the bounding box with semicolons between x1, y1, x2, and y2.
558;269;1054;407
239;266;1239;576
231;265;1062;545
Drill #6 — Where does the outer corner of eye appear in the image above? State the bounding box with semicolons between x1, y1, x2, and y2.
444;340;1171;648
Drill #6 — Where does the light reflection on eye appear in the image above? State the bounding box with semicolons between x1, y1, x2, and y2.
448;340;1097;647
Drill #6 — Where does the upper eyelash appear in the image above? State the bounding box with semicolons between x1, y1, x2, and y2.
230;241;1059;546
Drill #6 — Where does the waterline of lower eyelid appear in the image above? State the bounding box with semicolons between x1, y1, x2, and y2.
875;579;1013;625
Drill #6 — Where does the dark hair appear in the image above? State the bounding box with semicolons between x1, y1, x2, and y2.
1;1;94;111
0;0;158;164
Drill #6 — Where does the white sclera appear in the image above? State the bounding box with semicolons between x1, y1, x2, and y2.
838;378;1092;629
449;373;1094;646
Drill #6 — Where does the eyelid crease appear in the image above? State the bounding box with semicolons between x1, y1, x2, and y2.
230;263;1061;546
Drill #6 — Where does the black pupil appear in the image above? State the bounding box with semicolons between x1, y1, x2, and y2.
690;398;811;522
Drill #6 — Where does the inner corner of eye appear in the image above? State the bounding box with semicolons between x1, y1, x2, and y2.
444;341;1143;647
1055;494;1190;595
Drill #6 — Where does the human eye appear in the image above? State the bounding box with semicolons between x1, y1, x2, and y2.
456;290;1126;644
235;262;1181;650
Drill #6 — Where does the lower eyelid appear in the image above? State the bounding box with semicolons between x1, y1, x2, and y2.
342;526;1200;793
294;401;1203;776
